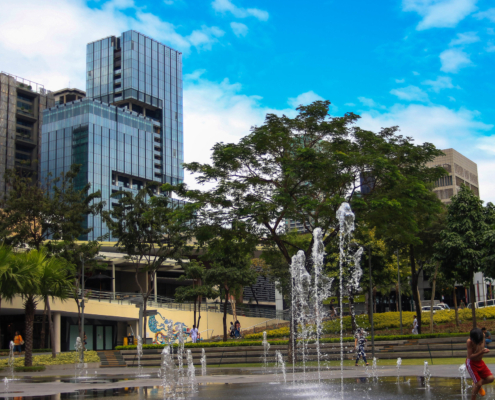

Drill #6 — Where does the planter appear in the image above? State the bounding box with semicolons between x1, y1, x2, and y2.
44;362;100;371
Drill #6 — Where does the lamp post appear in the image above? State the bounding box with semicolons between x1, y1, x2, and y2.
79;255;85;356
368;246;375;359
397;248;403;335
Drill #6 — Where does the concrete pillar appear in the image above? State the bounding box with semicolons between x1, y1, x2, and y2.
142;107;146;117
154;272;158;303
112;263;116;300
53;312;61;354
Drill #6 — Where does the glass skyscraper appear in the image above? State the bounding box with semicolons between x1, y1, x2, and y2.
41;30;184;240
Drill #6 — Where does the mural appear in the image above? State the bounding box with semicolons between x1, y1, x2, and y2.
148;312;191;344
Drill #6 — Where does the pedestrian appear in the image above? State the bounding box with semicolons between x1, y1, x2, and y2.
190;325;199;343
13;331;23;355
482;327;492;348
460;299;466;309
412;315;418;335
229;321;235;338
466;327;494;399
354;328;368;367
234;320;241;339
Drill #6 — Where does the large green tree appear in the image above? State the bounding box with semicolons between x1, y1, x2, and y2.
103;183;197;339
181;100;445;348
435;185;495;329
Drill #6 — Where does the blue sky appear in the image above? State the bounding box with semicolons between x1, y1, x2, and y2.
1;0;494;199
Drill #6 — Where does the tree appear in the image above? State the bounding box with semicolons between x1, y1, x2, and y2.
0;164;103;250
181;101;445;349
202;231;257;341
103;184;196;340
435;185;495;329
174;261;217;329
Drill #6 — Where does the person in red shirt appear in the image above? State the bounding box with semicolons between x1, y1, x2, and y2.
13;331;23;355
466;328;494;399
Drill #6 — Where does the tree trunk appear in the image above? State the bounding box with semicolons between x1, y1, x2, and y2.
430;263;439;334
40;301;47;349
143;294;147;341
46;298;56;358
453;286;459;328
409;245;422;334
24;295;37;367
193;298;197;327
373;287;377;313
470;282;477;329
197;295;202;330
223;290;229;342
0;297;2;349
395;283;399;312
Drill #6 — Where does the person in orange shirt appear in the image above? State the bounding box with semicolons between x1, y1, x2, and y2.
13;331;23;355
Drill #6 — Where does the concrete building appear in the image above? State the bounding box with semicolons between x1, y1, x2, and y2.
0;72;54;195
428;148;479;204
52;88;86;105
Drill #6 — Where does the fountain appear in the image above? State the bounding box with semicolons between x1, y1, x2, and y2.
262;331;270;372
3;377;8;393
459;363;469;395
396;357;402;384
200;348;206;377
159;346;176;395
186;349;196;392
275;350;286;383
423;361;431;390
7;341;15;380
136;335;144;377
74;337;86;378
177;324;185;386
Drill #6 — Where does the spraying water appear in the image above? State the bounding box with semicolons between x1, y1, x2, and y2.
275;350;287;383
74;337;85;378
159;346;176;395
200;348;207;376
423;361;431;390
3;377;9;393
396;357;402;384
186;349;196;392
459;363;469;395
262;331;271;372
371;357;378;382
136;335;144;377
177;324;185;387
7;341;15;380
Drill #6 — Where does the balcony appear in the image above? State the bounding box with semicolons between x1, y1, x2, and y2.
15;134;35;146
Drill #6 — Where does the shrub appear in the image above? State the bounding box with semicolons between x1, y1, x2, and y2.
0;351;100;367
15;366;45;372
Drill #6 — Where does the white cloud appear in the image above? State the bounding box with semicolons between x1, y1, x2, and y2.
487;42;495;52
422;76;457;92
390;85;429;102
288;91;324;108
439;48;472;72
230;22;249;37
413;71;420;75
449;96;456;101
358;97;380;107
402;0;478;30
395;78;406;83
345;103;356;107
449;31;480;46
473;8;495;22
212;0;269;21
0;0;225;91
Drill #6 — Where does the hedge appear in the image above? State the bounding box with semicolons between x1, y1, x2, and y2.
15;366;46;372
245;308;495;339
0;348;51;353
115;332;466;350
0;351;100;367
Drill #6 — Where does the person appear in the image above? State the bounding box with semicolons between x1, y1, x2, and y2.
229;321;235;338
329;299;336;319
460;300;466;309
482;327;492;348
412;316;418;335
234;320;241;339
354;328;368;367
190;325;198;343
466;327;494;399
13;331;23;355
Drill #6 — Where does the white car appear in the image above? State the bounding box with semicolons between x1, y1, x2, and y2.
422;305;443;313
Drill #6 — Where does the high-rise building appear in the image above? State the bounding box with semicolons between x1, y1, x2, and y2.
0;72;54;195
428;148;479;203
41;30;184;240
52;88;86;105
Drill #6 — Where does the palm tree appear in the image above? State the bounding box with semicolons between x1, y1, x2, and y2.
38;255;73;358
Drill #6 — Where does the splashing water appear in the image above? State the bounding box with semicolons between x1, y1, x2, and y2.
459;363;470;395
275;350;287;383
187;349;196;392
159;346;176;395
74;337;85;378
200;348;206;377
423;361;431;390
177;324;185;386
3;377;9;393
396;357;402;384
372;357;378;382
7;341;15;380
262;331;271;372
136;335;144;377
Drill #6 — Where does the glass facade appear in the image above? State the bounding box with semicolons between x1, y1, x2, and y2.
86;30;183;185
41;98;157;240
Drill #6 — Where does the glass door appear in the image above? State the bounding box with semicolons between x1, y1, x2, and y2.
96;326;104;350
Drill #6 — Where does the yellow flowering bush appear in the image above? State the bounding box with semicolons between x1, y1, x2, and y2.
0;351;100;367
245;307;495;339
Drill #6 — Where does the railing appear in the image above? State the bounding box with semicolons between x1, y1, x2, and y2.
77;289;291;320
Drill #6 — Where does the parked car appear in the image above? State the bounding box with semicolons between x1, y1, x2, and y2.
437;303;450;310
468;300;495;309
422;305;443;313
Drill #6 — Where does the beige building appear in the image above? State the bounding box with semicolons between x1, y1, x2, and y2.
52;87;86;105
428;148;479;203
0;72;55;195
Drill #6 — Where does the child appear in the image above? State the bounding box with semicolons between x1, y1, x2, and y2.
467;327;494;399
354;328;369;367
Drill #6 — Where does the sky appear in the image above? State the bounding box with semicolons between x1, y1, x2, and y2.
0;0;494;200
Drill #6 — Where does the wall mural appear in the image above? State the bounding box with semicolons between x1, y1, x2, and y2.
148;311;190;344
